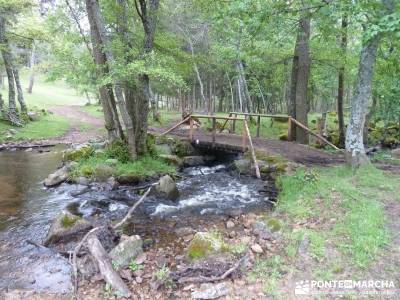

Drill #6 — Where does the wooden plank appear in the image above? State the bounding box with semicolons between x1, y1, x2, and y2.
290;117;342;151
161;116;190;135
190;115;242;121
244;119;261;179
256;115;261;138
233;113;237;132
230;112;290;119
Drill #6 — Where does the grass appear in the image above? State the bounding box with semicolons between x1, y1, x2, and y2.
371;149;400;165
0;113;69;142
71;153;176;180
0;72;85;142
277;164;396;267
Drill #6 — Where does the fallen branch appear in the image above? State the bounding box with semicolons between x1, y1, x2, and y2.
112;185;153;230
87;235;131;297
176;252;249;284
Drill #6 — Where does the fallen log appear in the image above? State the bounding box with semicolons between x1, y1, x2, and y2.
87;235;131;297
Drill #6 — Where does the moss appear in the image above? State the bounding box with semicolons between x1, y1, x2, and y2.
93;164;116;181
187;232;223;259
265;218;282;232
64;146;94;162
171;140;196;157
104;140;132;163
279;133;288;141
60;214;81;228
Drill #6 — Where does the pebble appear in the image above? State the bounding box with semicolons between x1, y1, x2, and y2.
251;243;263;254
226;220;235;229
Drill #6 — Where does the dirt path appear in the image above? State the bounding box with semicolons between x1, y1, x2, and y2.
49;105;104;144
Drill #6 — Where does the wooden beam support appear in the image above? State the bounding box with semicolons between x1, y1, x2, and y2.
287;117;292;141
212;117;216;147
161;116;190;135
256;115;261;138
290;117;342;151
189;117;194;141
244;119;261;179
233;113;237;133
219;112;232;133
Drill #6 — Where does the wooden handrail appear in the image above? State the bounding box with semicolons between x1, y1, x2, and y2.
160;116;190;135
289;117;342;151
230;112;290;119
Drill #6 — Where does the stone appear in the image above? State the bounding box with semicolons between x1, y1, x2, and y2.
154;175;179;200
116;174;141;185
44;166;69;187
93;164;115;182
251;243;263;254
105;158;118;166
106;176;119;190
43;211;92;246
234;159;251;174
27;111;40;121
109;234;143;270
175;226;193;236
187;232;223;259
191;282;230;299
252;221;273;240
8;128;18;135
172;140;197;157
392;148;400;159
226;220;235;229
183;156;205;167
63;145;94;162
76;176;89;186
159;154;183;167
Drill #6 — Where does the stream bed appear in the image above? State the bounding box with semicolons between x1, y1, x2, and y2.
0;147;272;293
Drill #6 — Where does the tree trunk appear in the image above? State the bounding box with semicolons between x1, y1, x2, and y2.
345;35;380;167
85;0;122;142
337;16;347;149
288;44;298;141
0;93;4;118
27;43;35;94
294;16;311;144
13;68;27;114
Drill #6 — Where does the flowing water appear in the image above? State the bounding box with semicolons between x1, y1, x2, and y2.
0;147;272;293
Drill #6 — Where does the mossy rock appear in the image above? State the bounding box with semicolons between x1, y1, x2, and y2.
93;164;116;181
61;213;81;228
274;161;288;173
171;140;197;157
63;145;94;162
265;218;282;232
187;232;223;259
382;136;399;148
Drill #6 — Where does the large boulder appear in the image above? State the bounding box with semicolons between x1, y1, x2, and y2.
109;234;143;270
183;156;205;167
155;144;173;155
154;175;179;200
172;140;197;157
44;166;69;187
27;111;40;121
233;159;251;175
392;148;400;159
116;174;141;185
187;232;224;259
43;211;92;246
159;154;183;167
93;164;116;182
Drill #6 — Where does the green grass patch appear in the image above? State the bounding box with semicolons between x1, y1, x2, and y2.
0;113;69;142
277;165;396;267
371;149;400;166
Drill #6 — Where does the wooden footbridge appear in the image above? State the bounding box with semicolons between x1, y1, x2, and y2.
161;112;341;179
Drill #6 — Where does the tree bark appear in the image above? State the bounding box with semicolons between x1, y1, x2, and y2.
13;68;27;114
345;35;380;167
345;0;394;167
337;16;347;148
27;43;35;94
294;16;311;144
85;0;122;142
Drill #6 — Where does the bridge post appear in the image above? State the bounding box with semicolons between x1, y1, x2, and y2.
232;113;237;133
189;117;193;141
242;119;247;151
287;117;292;141
212;117;216;147
256;115;261;137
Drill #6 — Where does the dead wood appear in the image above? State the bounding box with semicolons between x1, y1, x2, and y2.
87;235;131;297
175;252;249;284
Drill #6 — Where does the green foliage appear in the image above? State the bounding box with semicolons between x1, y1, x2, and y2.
154;265;173;288
128;260;143;272
105;140;132;163
60;214;80;228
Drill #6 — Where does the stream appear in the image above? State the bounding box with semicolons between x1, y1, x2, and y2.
0;147;272;293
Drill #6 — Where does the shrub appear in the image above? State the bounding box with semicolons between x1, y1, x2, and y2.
105;140;132;163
